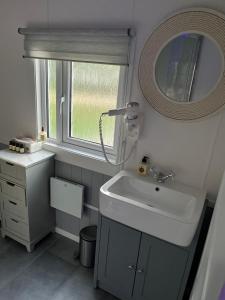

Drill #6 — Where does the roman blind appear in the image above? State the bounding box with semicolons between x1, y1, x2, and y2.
18;28;133;65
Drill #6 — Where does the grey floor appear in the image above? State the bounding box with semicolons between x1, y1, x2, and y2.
0;233;117;300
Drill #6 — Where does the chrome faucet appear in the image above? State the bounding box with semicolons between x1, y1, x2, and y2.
150;167;175;183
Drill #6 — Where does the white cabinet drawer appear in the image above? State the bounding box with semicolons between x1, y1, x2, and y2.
0;160;25;184
2;195;28;223
1;160;17;178
4;214;29;240
1;180;26;204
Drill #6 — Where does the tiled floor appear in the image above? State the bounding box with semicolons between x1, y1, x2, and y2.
0;233;117;300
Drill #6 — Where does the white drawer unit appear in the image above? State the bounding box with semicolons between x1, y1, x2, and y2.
0;149;55;252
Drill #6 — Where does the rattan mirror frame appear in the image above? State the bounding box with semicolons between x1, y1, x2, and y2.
139;8;225;120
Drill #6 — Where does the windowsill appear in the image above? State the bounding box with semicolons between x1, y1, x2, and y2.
42;142;119;176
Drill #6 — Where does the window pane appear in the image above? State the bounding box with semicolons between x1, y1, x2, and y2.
47;61;57;139
70;62;120;147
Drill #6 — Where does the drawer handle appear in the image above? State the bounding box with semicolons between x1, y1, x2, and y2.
128;265;136;271
6;181;15;187
9;200;17;206
11;218;19;223
6;162;14;167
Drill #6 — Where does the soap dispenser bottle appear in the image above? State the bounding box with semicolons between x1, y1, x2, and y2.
137;156;150;176
40;126;47;142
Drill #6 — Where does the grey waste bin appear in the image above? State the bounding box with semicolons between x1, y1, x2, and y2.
79;225;97;268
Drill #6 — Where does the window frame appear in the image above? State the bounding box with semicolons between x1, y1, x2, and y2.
37;59;128;160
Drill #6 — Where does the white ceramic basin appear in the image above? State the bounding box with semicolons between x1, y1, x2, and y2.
100;170;206;247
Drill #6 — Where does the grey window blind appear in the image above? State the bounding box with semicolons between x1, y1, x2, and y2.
18;28;133;65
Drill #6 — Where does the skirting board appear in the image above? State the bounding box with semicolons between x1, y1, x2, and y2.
55;227;80;243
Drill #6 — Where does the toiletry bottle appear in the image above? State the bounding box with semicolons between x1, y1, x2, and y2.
11;140;16;151
15;142;20;152
137;156;150;176
20;143;25;154
40;126;47;142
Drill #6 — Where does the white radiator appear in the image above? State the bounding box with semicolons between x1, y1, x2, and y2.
50;177;84;218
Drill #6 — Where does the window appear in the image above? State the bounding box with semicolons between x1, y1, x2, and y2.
38;59;127;157
21;28;132;161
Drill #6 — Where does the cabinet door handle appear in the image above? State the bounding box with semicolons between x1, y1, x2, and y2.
137;269;144;273
9;200;17;206
6;181;15;187
128;265;136;271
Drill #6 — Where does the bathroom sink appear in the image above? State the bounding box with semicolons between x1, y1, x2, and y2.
100;170;206;247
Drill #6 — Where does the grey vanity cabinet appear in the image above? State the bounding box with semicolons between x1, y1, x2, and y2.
95;215;202;300
0;150;55;252
97;217;141;300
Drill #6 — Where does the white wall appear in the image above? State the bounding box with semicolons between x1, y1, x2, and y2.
0;0;225;200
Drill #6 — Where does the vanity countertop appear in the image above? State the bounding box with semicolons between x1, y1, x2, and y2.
0;149;55;168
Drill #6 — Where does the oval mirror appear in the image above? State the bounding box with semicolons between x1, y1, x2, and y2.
155;33;222;103
139;8;225;120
